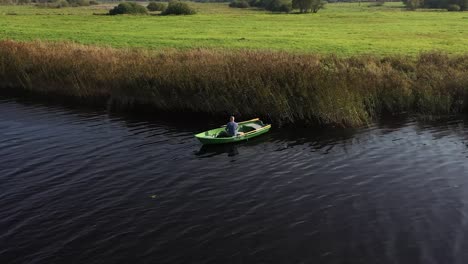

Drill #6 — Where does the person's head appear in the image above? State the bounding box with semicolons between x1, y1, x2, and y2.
229;116;235;122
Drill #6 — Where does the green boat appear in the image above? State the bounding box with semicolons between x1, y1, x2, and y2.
195;118;271;145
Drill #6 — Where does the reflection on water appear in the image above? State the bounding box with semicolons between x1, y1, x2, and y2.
1;96;468;264
197;144;240;157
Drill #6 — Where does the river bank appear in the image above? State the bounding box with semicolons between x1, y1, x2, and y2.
1;40;468;127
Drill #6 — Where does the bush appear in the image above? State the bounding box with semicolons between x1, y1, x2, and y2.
57;0;68;6
161;1;196;15
36;0;69;8
229;0;249;8
147;1;166;11
89;0;99;5
447;3;460;10
109;2;148;15
461;0;468;10
248;0;262;6
292;0;325;13
265;0;292;12
17;0;31;4
67;0;90;6
369;0;385;6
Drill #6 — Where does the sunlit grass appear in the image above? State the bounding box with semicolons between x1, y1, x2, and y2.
0;2;467;55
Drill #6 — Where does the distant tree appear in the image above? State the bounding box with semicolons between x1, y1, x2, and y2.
147;1;167;11
229;0;249;8
248;0;262;6
265;0;292;12
403;0;423;9
292;0;311;13
310;0;325;12
459;0;468;9
161;1;196;15
403;0;467;10
292;0;324;13
447;3;460;9
109;2;148;15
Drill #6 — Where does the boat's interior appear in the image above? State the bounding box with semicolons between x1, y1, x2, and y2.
216;123;262;138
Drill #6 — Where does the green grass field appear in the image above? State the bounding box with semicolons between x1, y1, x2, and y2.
0;2;467;55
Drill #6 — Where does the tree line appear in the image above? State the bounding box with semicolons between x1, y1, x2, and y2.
403;0;468;10
230;0;326;13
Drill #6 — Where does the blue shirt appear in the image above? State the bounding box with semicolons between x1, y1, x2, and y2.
226;121;238;136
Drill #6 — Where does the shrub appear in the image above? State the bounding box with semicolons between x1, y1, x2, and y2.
147;1;166;11
265;0;292;12
447;3;460;10
161;1;196;15
369;0;385;6
36;0;69;8
89;0;99;5
109;2;148;15
461;0;468;10
292;0;325;13
68;0;91;6
403;0;422;10
57;0;68;7
248;0;262;6
17;0;31;4
229;0;249;8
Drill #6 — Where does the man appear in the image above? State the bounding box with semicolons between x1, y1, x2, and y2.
225;116;238;136
225;116;244;137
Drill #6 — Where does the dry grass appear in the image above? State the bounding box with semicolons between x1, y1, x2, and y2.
1;40;468;126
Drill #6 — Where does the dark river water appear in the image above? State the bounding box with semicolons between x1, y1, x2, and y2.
1;97;468;264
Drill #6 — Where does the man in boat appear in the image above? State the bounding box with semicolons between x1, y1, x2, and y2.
224;116;244;137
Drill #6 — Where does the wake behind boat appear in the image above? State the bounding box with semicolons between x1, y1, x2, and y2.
195;118;271;145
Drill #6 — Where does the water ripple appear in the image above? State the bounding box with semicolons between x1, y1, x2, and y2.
1;97;468;264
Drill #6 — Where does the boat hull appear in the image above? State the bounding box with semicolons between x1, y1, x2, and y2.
195;119;271;145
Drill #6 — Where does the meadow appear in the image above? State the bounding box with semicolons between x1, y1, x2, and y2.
0;2;468;55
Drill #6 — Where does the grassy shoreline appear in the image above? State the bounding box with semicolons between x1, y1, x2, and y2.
1;40;468;127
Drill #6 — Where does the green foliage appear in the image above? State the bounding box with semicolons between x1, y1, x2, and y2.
147;1;167;11
89;0;98;5
229;0;249;8
248;0;262;6
403;0;422;9
406;0;468;10
264;0;292;12
71;0;89;6
109;2;148;15
369;0;385;6
36;0;69;8
17;0;31;5
161;1;196;15
292;0;325;12
57;0;68;6
447;3;460;9
461;0;468;10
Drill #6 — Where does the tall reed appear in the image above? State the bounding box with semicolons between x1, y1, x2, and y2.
1;40;468;126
